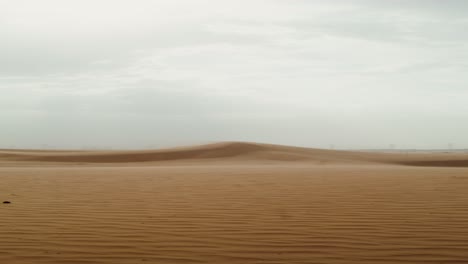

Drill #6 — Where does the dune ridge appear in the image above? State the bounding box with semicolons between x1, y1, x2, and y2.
1;142;468;167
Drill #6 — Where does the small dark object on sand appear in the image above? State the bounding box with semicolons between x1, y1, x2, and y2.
3;201;11;204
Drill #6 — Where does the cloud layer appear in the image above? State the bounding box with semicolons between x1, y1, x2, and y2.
1;0;468;149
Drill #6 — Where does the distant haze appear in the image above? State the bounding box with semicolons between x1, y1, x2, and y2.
1;0;467;149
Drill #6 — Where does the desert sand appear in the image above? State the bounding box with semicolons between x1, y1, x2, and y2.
1;142;468;264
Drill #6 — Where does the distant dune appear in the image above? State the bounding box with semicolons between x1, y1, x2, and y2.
1;141;468;167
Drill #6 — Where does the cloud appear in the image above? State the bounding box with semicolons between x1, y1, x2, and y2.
1;0;468;149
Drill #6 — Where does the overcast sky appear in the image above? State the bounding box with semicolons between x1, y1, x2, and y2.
1;0;468;149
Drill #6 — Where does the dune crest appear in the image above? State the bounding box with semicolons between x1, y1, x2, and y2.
1;141;468;167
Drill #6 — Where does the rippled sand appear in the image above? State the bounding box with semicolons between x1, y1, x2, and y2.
2;142;468;263
2;164;468;264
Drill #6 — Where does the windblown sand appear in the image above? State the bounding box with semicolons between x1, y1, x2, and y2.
2;143;468;263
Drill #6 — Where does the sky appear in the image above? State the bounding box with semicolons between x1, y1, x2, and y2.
1;0;468;149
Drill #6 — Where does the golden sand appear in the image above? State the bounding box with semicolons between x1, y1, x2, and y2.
1;142;468;263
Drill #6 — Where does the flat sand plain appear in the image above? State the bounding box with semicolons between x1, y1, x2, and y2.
1;142;468;264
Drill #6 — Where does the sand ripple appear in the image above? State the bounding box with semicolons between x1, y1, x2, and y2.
2;165;468;263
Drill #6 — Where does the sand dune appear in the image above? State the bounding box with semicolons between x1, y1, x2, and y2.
1;141;468;167
2;142;468;263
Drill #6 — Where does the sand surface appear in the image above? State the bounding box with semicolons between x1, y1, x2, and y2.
2;142;468;263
